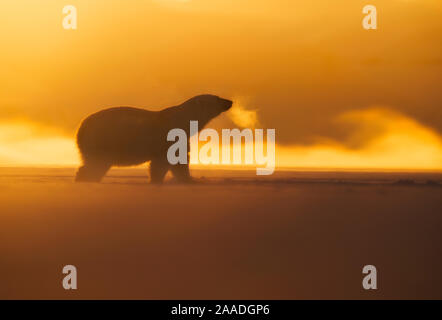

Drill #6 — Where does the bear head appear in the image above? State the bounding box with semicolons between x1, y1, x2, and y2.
183;94;233;127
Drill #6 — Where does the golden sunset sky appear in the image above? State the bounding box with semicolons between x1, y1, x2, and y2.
0;0;441;169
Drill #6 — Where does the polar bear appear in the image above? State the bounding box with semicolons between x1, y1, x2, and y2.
75;94;232;183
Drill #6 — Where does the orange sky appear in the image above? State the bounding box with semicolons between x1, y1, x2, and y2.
0;0;441;169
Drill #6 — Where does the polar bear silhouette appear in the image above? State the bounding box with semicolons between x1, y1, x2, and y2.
76;94;232;183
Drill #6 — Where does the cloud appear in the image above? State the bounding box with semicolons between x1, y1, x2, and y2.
277;108;442;170
0;121;79;166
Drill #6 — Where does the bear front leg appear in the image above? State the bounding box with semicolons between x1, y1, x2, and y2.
170;161;192;183
150;157;170;184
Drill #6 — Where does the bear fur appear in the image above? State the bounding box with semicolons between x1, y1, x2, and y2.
75;94;232;183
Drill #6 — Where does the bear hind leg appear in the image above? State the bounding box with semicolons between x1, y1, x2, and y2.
150;158;170;184
75;161;111;182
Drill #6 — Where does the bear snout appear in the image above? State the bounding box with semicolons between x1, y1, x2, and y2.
221;98;233;111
